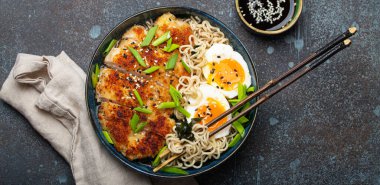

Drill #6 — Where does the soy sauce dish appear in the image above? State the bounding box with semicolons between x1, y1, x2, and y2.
86;7;259;178
235;0;303;35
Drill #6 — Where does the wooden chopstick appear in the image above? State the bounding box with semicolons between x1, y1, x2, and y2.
205;27;357;129
210;39;352;136
153;28;355;173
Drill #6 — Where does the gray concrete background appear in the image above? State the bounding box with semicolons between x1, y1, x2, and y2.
0;0;379;184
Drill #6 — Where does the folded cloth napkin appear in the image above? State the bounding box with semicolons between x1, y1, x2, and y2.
0;51;198;185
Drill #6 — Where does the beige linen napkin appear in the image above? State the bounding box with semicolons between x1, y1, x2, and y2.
0;51;197;185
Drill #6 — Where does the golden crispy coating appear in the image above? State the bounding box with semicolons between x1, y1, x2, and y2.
98;102;174;160
97;13;192;160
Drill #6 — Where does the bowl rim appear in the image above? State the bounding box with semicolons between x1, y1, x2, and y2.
86;6;260;178
235;0;303;35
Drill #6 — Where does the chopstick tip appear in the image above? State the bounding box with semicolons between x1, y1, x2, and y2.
349;27;357;34
343;39;351;46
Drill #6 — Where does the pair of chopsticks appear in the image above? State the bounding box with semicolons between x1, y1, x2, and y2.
153;27;357;173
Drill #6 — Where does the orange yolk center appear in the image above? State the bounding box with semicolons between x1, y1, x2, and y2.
207;59;245;91
194;98;228;132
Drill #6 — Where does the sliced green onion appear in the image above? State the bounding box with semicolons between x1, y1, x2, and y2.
160;166;188;175
176;106;190;118
228;134;242;148
133;107;152;114
128;47;147;67
135;122;148;133
228;99;239;103
157;102;177;109
170;85;182;99
247;86;255;93
238;83;247;100
166;44;180;52
152;31;171;46
152;146;168;167
232;121;245;137
130;113;139;132
103;39;117;56
181;60;191;73
237;115;249;124
163;38;173;51
165;53;178;70
91;72;98;88
95;64;100;76
169;89;180;107
133;89;144;106
143;66;160;74
102;130;114;144
141;26;158;47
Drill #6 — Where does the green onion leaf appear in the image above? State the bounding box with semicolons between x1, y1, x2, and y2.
169;88;180;107
163;38;173;51
170;85;182;99
102;130;114;144
181;60;191;73
165;53;178;70
103;39;118;56
130;113;139;132
133;89;144;106
166;44;180;52
228;99;239;103
237;115;249;124
238;82;247;100
141;26;158;47
228;134;242;148
91;72;98;88
135;122;148;133
232;121;245;137
157;102;177;109
152;31;171;46
160;166;188;175
95;64;100;76
176;106;191;118
133;107;152;114
143;66;160;74
128;47;147;67
152;146;168;167
247;86;255;93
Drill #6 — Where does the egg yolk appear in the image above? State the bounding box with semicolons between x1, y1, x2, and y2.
207;59;245;91
194;98;228;132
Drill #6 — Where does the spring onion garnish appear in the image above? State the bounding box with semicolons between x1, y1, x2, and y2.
163;38;173;51
157;102;177;109
169;90;180;107
238;83;247;100
165;53;178;70
170;85;182;98
141;26;158;47
181;60;191;73
176;106;191;118
133;107;152;114
130;113;140;132
95;63;100;76
247;86;255;93
128;47;147;67
160;166;189;175
133;89;144;106
152;31;171;46
228;134;242;148
143;66;160;74
91;73;98;88
152;146;168;167
103;39;118;56
232;121;245;137
135;122;148;133
166;44;180;52
102;131;114;144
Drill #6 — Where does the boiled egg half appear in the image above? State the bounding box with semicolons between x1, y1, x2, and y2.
202;43;251;99
185;84;231;138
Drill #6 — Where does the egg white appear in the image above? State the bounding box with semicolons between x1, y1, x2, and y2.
185;84;231;138
202;43;252;99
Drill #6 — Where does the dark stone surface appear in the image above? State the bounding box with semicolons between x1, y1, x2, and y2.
0;0;379;184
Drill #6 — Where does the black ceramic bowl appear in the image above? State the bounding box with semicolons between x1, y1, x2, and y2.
86;6;259;178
